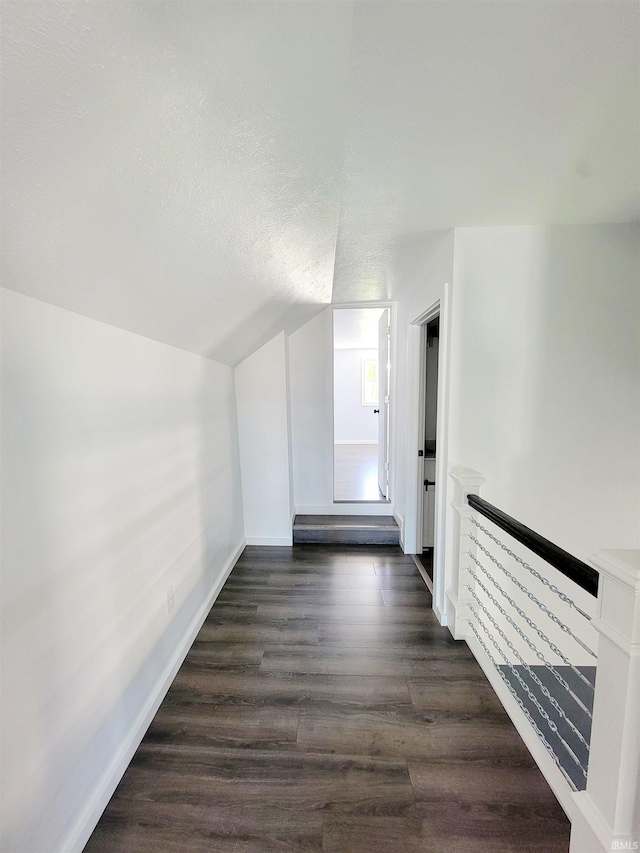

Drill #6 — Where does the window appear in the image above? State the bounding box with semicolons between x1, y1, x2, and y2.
362;358;379;406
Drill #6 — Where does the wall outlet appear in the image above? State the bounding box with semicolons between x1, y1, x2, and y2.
166;584;175;613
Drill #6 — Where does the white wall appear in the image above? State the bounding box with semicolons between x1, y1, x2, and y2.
387;229;456;546
235;332;293;544
287;223;640;564
385;224;640;627
448;224;640;563
289;311;332;510
334;348;378;442
0;289;245;853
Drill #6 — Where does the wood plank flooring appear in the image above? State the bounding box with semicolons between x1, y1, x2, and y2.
334;444;386;502
85;544;570;853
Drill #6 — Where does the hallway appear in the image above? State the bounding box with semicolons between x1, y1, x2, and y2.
86;545;569;852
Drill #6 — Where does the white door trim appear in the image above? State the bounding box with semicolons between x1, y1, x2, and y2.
330;302;395;507
377;308;391;499
405;283;452;626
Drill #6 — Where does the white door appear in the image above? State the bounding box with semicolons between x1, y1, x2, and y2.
378;309;390;499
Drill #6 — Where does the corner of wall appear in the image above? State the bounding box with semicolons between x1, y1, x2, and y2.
283;331;295;525
235;332;293;543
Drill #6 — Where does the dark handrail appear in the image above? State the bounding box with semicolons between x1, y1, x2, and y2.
466;494;599;597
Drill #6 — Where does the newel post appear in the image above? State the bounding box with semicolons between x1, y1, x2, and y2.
448;467;485;640
570;550;640;853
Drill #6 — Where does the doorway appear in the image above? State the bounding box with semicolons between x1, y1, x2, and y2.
407;288;451;624
417;315;439;582
332;307;391;503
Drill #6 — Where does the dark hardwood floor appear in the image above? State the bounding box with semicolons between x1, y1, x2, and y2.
85;544;570;853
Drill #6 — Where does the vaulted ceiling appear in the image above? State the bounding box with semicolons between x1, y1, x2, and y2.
2;1;638;364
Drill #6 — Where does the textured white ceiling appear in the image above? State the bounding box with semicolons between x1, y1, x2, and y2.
2;1;638;361
332;0;640;302
1;1;353;363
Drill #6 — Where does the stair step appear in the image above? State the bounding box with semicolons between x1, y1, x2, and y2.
293;515;400;545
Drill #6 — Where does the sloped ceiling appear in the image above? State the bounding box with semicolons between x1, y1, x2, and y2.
2;1;638;363
1;1;353;364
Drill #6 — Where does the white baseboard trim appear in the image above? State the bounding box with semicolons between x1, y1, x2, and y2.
412;555;433;594
295;504;393;517
63;538;246;853
433;601;448;626
245;536;292;546
569;790;632;853
445;588;464;639
465;632;576;821
394;509;405;550
334;440;378;445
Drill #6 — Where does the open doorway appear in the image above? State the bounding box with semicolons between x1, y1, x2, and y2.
333;307;391;503
416;315;439;583
407;289;451;624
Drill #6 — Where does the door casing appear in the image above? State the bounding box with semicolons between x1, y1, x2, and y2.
405;285;452;626
330;302;395;506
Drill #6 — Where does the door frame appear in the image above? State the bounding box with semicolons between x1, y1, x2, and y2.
330;302;395;506
377;308;391;500
405;284;452;625
417;313;437;550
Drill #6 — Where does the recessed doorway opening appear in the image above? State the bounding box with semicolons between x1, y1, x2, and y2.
417;315;439;585
332;307;391;503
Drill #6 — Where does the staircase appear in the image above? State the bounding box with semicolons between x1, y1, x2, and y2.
292;515;400;545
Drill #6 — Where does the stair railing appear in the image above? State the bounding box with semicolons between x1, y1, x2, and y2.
449;467;640;853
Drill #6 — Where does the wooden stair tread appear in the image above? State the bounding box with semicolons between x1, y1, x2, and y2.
293;515;399;545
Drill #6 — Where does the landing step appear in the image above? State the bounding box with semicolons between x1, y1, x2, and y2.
293;514;400;545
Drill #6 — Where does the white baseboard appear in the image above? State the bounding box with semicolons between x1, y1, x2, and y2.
412;555;433;594
569;790;631;853
245;535;293;546
433;601;448;627
63;538;246;853
334;440;378;445
445;588;463;639
295;504;393;517
394;509;405;549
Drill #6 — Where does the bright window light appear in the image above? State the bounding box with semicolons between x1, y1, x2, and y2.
362;358;379;406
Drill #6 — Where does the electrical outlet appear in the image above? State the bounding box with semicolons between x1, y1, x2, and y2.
166;584;174;613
